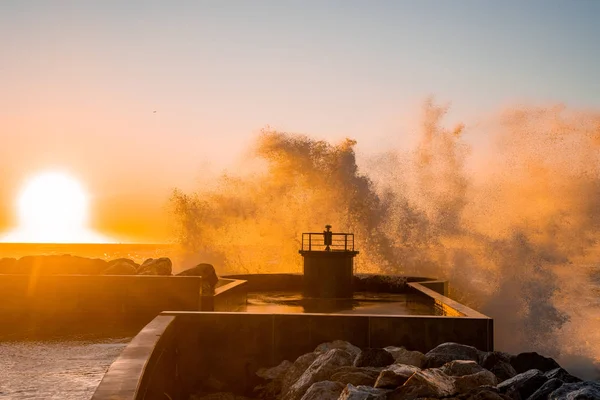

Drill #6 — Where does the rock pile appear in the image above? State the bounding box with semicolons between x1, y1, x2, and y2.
191;341;599;400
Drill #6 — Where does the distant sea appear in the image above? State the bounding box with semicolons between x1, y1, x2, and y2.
0;242;179;400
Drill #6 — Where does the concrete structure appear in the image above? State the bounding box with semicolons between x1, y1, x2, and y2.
91;280;493;400
0;274;247;336
299;226;359;298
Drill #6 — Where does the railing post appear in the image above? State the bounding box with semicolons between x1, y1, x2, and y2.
344;234;348;251
309;234;312;251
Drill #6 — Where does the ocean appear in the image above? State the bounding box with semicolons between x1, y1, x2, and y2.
0;243;181;400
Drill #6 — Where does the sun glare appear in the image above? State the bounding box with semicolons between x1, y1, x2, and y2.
1;172;110;243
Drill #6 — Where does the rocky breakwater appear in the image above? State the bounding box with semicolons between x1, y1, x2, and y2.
0;254;217;281
191;341;599;400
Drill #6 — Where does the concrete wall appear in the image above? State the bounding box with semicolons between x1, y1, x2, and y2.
0;274;204;334
200;278;248;311
166;311;492;397
92;315;177;400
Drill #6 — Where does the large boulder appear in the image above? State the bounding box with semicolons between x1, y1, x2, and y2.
441;360;487;377
283;349;355;400
315;341;361;359
497;369;548;400
544;368;582;383
480;351;517;383
280;352;319;397
103;261;137;275
384;346;426;368
388;369;456;399
300;381;345;400
453;370;497;393
177;263;219;294
330;370;379;387
256;359;292;381
529;378;565;400
338;384;388;400
137;257;172;275
453;387;512;400
374;364;420;388
548;381;600;399
509;352;561;374
354;348;394;368
424;342;483;368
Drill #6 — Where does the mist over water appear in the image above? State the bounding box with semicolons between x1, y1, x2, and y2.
171;100;600;379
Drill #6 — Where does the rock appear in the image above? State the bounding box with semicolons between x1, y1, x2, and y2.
283;349;354;400
454;387;512;400
548;381;600;399
441;360;487;377
529;378;565;400
178;263;219;294
509;352;561;374
354;348;395;368
453;370;498;393
103;261;137;275
137;257;172;275
315;340;361;359
384;346;426;368
374;364;420;388
388;369;456;399
480;352;517;383
424;342;483;368
106;258;140;269
497;369;548;400
189;393;253;400
256;359;292;381
300;381;345;400
0;258;17;273
338;384;389;400
544;367;582;383
330;370;379;387
280;352;319;397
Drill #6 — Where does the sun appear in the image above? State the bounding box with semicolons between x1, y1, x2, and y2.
1;172;110;243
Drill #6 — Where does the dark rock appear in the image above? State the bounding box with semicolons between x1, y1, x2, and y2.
300;381;344;400
106;258;139;269
137;257;172;275
284;349;354;400
103;261;137;275
442;360;487;377
528;378;565;400
384;346;426;368
315;340;361;359
177;263;219;294
548;381;600;399
424;342;483;368
453;370;498;394
280;352;319;397
544;368;582;383
497;369;548;400
374;364;420;388
256;359;292;381
510;352;561;374
454;387;512;400
338;384;388;400
190;393;253;400
388;368;455;399
481;352;518;383
0;258;17;273
330;370;378;387
354;348;394;368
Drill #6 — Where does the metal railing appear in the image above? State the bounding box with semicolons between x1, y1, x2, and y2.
301;232;355;252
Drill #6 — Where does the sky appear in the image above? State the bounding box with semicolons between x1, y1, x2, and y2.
1;0;599;242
